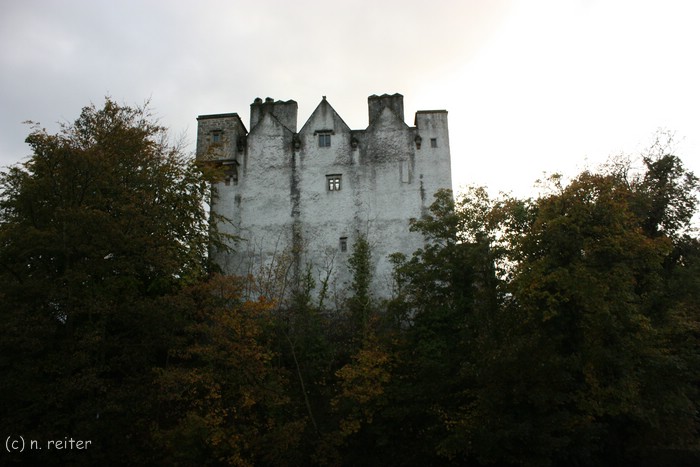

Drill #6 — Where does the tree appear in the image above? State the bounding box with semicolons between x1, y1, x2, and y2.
371;188;503;465
347;233;373;335
381;159;699;465
449;167;699;465
0;99;223;464
328;331;392;465
152;274;302;466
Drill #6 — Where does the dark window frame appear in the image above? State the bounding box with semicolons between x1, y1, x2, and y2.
326;174;342;191
319;133;331;147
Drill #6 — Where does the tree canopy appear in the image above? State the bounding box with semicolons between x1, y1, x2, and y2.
0;99;230;464
1;102;698;465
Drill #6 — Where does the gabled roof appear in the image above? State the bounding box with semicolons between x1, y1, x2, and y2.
366;105;409;132
248;110;295;137
299;96;352;135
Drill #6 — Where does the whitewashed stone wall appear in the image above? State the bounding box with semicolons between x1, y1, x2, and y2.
196;94;452;303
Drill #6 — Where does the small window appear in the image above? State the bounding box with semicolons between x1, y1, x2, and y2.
223;163;238;186
430;138;437;148
212;130;222;143
400;160;410;183
319;134;331;147
327;174;342;191
339;237;348;252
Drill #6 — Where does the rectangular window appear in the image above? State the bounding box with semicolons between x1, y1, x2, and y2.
339;237;348;252
212;130;222;143
223;163;238;186
327;174;342;191
224;171;238;186
430;138;438;148
319;134;331;147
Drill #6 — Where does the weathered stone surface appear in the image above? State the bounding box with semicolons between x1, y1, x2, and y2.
196;94;452;303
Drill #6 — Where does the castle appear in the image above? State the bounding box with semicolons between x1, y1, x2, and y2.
196;93;452;305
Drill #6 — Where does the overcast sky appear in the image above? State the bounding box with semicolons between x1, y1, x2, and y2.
2;0;699;198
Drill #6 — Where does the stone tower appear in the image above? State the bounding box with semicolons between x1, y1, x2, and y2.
196;93;452;304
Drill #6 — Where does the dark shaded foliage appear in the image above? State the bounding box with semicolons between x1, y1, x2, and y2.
2;106;697;466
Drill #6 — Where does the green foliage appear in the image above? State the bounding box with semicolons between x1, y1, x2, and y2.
439;164;699;465
1;99;217;294
633;149;699;239
152;275;302;466
0;99;225;464
374;187;504;465
347;233;373;334
399;187;499;315
367;154;698;466
2;103;698;466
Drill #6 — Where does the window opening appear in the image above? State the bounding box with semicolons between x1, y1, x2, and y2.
339;237;348;252
319;133;331;147
223;162;238;186
327;174;342;191
430;138;438;148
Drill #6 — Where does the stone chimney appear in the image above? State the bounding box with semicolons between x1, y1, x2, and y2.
368;93;404;125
